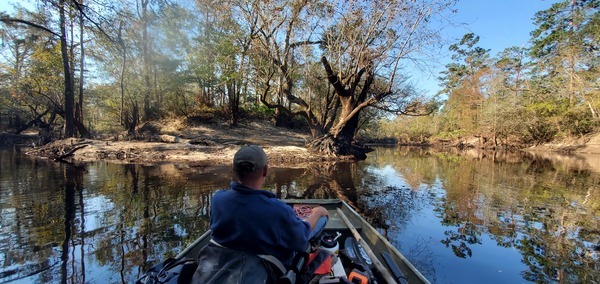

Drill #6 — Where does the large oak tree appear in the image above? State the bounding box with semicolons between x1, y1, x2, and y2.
240;0;455;158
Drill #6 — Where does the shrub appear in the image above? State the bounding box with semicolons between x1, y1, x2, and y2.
562;106;597;136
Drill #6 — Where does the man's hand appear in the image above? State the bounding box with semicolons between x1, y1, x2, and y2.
303;205;329;232
312;206;329;218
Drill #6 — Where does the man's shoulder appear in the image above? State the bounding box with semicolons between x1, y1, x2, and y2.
213;188;231;197
264;198;298;217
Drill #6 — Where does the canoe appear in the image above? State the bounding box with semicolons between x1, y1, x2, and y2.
177;199;429;284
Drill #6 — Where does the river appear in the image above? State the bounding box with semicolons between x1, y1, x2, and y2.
0;146;598;283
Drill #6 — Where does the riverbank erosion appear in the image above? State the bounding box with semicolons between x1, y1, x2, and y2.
20;119;336;166
26;139;325;166
526;132;600;154
423;132;600;154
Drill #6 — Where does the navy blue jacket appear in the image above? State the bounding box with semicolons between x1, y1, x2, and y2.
210;181;311;265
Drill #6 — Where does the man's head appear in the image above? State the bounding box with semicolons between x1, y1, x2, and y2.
233;145;268;185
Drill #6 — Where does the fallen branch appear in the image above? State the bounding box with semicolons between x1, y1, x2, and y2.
54;145;88;162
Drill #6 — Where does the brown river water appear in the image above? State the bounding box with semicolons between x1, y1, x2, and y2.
0;146;598;283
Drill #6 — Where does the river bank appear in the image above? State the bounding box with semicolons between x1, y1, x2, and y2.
525;132;600;154
4;119;600;165
16;119;325;166
424;132;600;155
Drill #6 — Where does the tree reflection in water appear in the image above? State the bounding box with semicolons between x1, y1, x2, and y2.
0;147;598;283
61;164;83;283
357;185;439;282
353;147;599;283
0;153;221;283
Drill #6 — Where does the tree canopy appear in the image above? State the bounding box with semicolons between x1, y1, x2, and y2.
379;0;599;147
1;0;457;158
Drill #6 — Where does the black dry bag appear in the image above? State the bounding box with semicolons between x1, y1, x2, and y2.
136;257;198;284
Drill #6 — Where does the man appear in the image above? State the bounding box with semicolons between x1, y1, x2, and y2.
210;145;329;266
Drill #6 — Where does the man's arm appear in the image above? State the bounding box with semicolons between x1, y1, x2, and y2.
303;206;329;231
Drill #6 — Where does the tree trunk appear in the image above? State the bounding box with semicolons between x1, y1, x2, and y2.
59;0;75;138
309;100;367;159
227;82;239;127
73;7;91;138
118;21;126;125
586;100;598;119
72;97;92;139
305;56;375;159
125;104;139;139
493;133;498;148
78;9;84;128
142;0;151;121
307;134;368;160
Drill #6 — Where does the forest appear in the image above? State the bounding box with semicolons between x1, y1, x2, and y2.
0;0;598;158
372;1;599;148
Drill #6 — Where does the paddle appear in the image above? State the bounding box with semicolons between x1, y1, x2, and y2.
336;208;397;284
344;236;378;283
344;237;372;266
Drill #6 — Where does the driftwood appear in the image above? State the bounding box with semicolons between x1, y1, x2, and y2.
54;144;88;162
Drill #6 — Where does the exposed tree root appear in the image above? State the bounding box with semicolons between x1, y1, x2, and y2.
307;134;371;160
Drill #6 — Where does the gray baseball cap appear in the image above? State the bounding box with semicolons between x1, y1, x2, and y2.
233;145;268;172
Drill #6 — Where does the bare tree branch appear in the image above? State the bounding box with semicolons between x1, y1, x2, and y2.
0;17;59;37
289;40;322;49
321;56;348;97
71;0;117;45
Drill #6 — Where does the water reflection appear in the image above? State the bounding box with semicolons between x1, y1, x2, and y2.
359;147;599;283
0;146;599;283
0;150;221;283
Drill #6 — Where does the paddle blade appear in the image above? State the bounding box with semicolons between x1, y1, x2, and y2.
343;237;359;264
344;237;372;267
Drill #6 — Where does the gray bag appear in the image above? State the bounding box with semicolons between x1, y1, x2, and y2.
191;243;283;284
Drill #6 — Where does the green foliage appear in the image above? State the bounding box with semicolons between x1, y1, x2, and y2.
521;101;564;143
526;99;569;117
522;97;598;141
438;33;491;135
439;33;490;94
561;106;598;136
435;129;467;140
246;103;275;120
371;115;435;143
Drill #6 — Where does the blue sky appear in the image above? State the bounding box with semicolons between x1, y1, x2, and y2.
1;0;561;96
450;0;558;55
415;0;561;96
